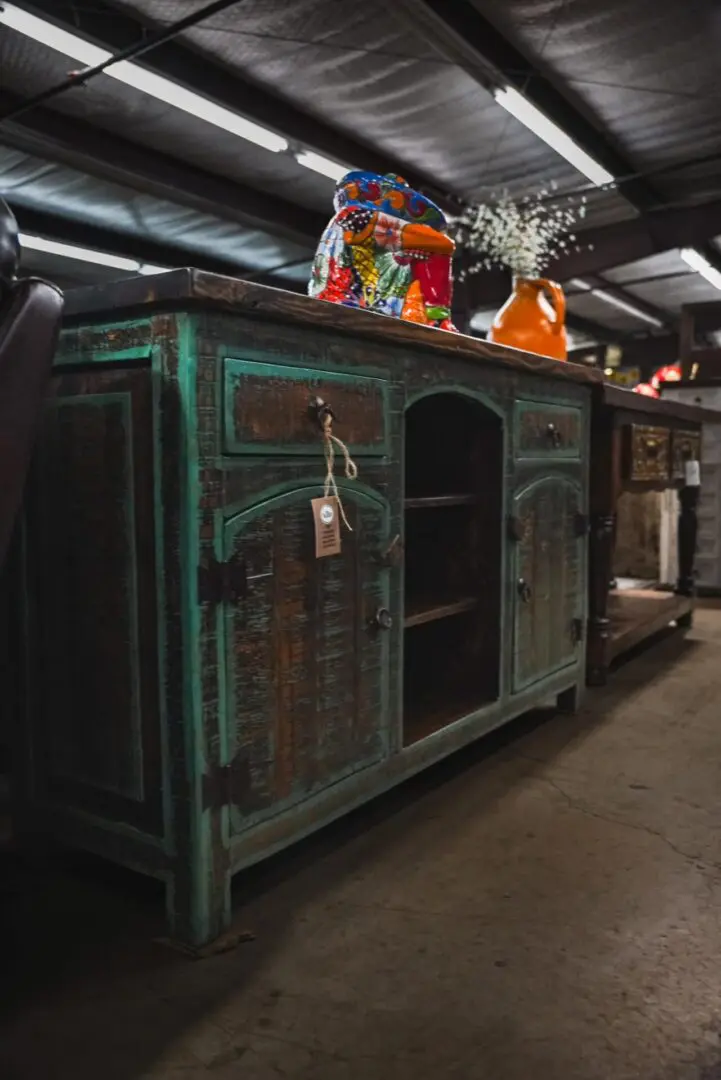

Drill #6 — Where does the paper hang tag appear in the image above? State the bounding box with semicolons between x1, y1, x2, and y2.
311;496;342;558
685;460;701;487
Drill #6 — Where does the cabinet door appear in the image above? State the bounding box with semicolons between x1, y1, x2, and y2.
223;485;391;836
511;477;584;692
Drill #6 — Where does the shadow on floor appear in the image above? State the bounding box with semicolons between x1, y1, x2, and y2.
0;624;707;1079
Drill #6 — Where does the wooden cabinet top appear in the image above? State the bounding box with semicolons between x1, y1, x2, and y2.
62;268;604;388
600;382;714;427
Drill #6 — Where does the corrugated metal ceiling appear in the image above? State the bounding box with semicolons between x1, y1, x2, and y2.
0;0;719;343
475;0;721;208
0;144;313;279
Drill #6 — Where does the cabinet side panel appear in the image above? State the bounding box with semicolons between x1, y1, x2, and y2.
27;367;162;835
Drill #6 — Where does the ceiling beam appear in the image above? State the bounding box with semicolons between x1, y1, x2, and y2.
16;0;460;213
0;90;324;248
579;273;675;329
698;243;721;277
7;201;313;287
565;312;623;344
393;0;659;211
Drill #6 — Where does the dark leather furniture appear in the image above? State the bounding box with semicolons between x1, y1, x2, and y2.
0;199;63;566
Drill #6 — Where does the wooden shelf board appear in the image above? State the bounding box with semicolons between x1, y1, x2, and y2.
404;494;477;509
608;588;693;660
404;595;477;629
403;690;493;746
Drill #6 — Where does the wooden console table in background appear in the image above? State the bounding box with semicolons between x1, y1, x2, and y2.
679;300;721;382
587;384;708;685
660;380;721;595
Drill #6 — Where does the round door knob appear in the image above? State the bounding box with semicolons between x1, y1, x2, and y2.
371;607;393;631
517;579;532;604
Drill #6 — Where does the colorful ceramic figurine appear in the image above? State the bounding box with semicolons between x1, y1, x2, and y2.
309;171;457;331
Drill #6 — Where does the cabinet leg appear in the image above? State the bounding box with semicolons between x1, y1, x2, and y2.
586;664;608;687
586;614;611;687
557;683;583;713
166;863;232;951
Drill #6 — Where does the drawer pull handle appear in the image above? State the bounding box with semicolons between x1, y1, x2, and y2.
546;423;563;449
309;395;337;430
517;578;532;604
370;607;393;631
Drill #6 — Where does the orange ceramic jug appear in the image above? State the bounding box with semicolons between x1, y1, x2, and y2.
488;277;568;361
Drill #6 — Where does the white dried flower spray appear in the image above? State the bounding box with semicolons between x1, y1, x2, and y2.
453;185;589;281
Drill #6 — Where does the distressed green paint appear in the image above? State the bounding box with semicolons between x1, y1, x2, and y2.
150;343;175;866
514;399;584;460
217;341;391;382
222;484;391;835
55;319;154;367
177;312;229;943
510;475;586;692
222;357;391;457
14;281;593;949
220;475;386;524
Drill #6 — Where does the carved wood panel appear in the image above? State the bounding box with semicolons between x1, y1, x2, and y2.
626;425;671;483
512;478;583;692
29;368;162;834
223;486;390;834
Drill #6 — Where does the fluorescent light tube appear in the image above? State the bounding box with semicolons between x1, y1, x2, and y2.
295;151;349;183
19;233;141;271
680;248;721;292
570;278;664;328
0;3;288;153
493;86;614;187
0;3;107;65
138;263;173;275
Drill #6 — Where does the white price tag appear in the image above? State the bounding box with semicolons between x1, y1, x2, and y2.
684;460;701;487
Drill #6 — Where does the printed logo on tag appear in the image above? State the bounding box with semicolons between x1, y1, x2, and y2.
311;497;341;558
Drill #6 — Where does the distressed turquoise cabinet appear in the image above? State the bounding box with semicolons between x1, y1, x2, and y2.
12;271;599;947
510;477;586;693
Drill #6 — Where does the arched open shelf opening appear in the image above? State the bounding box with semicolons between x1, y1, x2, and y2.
403;391;503;745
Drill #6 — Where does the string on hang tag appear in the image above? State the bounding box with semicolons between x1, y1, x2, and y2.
322;410;358;531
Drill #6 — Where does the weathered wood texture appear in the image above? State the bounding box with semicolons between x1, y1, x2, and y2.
614;491;662;580
26;365;162;833
224;489;389;833
511;478;584;692
63;269;603;387
12;272;596;947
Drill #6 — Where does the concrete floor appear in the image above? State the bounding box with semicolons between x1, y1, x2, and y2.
3;612;721;1080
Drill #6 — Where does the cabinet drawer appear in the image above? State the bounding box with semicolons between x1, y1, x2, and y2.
223;359;389;456
671;429;701;480
515;401;582;459
626;425;670;482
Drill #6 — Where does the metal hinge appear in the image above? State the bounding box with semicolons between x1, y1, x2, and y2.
197;553;247;605
571;617;584;644
574;512;589;537
507;515;524;542
201;754;252;811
